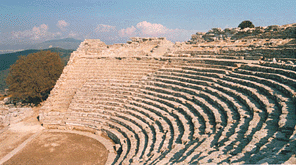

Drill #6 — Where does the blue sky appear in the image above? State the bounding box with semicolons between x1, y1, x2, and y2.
0;0;296;46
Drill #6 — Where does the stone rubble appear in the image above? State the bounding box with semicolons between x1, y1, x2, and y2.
0;100;34;127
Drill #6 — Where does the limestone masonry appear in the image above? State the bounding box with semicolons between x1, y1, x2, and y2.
38;23;296;165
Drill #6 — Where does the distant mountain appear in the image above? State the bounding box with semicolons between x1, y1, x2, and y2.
0;38;83;54
0;49;40;71
29;38;82;50
0;48;74;93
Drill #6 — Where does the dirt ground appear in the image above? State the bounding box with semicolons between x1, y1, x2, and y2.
3;132;108;165
0;131;34;159
0;106;109;165
0;107;42;160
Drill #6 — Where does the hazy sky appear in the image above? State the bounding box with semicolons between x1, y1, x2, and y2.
0;0;296;45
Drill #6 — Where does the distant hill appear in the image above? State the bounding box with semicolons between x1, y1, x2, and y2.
0;49;40;71
0;48;74;94
29;38;82;50
0;48;74;71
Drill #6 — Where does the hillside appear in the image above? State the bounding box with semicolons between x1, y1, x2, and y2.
0;38;82;54
29;38;82;50
0;48;74;94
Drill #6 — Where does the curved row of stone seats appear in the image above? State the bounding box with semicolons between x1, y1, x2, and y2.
194;55;245;60
141;81;215;131
235;69;296;89
113;98;175;164
69;75;232;165
120;108;163;163
100;125;127;164
139;86;209;134
144;75;256;164
131;89;203;164
197;87;244;145
146;61;296;163
225;65;296;130
249;126;296;164
237;63;296;95
163;58;243;69
41;55;295;164
138;82;235;164
142;80;226;132
64;114;130;165
259;61;296;71
187;63;294;164
148;71;253;146
127;98;181;164
40;57;165;119
160;65;290;135
183;65;292;151
140;74;237;162
131;95;191;142
137;89;206;138
152;71;258;117
123;103;171;164
221;72;293;116
66;78;184;164
66;108;142;165
102;112;145;165
241;63;296;79
168;63;236;71
228;71;296;102
102;122;134;165
66;80;156;164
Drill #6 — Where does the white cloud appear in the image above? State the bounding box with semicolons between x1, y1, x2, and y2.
118;26;137;37
118;21;196;42
136;21;168;36
11;24;61;41
68;31;79;38
57;20;69;31
95;24;116;33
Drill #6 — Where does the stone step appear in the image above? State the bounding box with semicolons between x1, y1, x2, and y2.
259;61;296;71
241;64;296;79
236;69;296;89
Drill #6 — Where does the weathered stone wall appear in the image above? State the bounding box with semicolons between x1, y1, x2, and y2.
0;100;33;127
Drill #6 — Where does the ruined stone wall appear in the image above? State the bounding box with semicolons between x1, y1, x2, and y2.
0;100;33;127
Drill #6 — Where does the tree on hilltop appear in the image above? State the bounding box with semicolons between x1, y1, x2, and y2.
6;51;64;104
238;20;255;29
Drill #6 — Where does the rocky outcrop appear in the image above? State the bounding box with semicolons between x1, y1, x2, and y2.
188;23;296;43
178;23;296;60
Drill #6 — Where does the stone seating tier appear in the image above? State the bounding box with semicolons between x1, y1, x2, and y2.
39;36;295;165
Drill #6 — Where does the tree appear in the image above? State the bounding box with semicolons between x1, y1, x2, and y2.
238;20;255;29
6;51;64;104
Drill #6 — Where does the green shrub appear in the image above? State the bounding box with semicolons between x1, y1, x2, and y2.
238;20;255;29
